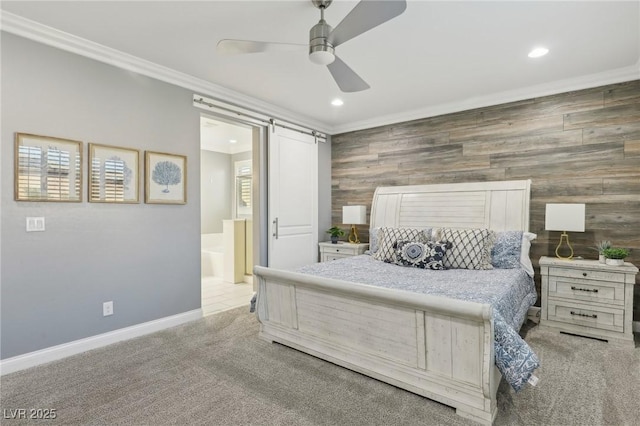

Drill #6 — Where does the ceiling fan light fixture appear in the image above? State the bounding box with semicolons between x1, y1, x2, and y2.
309;13;335;65
331;98;344;106
309;49;335;65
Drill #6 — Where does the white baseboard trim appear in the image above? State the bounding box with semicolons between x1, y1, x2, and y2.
633;321;640;333
0;309;203;376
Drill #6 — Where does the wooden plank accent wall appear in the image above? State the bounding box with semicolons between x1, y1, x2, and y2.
331;80;640;320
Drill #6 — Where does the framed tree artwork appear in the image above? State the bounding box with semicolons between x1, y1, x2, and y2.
88;143;140;203
14;133;83;202
144;151;187;204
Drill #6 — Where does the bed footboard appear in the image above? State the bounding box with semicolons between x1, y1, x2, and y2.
253;266;500;425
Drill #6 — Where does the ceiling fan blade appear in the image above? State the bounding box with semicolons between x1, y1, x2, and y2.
217;39;307;54
326;56;370;93
328;0;407;47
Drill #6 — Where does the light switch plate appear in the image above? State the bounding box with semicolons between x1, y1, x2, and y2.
26;217;45;232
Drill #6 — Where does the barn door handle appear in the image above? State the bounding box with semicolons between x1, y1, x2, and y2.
273;217;279;239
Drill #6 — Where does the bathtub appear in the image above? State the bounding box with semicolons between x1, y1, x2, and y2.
201;233;224;278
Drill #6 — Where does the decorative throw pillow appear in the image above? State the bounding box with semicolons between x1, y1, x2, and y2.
373;227;431;263
395;240;451;270
492;231;523;269
520;232;537;277
368;227;380;254
438;228;495;270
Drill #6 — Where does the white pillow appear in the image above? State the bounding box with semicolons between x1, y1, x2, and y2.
520;232;536;277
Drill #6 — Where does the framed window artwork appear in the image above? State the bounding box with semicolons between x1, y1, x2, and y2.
145;151;187;204
88;143;140;203
14;133;83;202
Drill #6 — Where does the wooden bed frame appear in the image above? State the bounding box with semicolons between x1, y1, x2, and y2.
253;180;532;425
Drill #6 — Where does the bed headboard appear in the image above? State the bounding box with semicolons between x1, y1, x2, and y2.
370;180;531;232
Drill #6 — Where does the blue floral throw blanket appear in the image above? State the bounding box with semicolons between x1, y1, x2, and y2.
296;255;539;391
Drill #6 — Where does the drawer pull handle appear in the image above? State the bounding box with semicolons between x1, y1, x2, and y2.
570;311;597;319
582;272;587;277
336;249;340;252
570;286;598;293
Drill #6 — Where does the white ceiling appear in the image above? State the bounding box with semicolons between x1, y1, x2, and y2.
2;1;639;134
201;117;253;154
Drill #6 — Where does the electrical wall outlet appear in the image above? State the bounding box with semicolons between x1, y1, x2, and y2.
103;301;113;316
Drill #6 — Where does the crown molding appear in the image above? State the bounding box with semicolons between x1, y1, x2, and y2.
331;62;640;135
0;11;332;134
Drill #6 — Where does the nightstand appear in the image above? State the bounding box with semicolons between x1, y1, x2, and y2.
539;256;638;347
319;242;369;262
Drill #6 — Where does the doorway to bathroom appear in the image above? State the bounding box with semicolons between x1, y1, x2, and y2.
200;115;256;316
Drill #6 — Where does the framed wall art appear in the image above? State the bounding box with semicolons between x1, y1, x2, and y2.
14;133;83;202
88;143;140;203
145;151;187;204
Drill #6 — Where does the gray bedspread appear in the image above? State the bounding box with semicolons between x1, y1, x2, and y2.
296;255;539;391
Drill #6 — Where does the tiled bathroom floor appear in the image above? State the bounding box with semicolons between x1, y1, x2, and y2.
201;276;255;316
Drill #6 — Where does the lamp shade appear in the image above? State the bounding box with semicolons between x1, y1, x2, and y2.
342;205;367;225
545;204;585;232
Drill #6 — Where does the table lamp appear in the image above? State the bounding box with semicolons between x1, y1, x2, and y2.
342;205;367;244
545;203;585;259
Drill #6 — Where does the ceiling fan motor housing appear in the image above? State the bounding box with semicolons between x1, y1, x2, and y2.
309;0;335;65
309;20;335;64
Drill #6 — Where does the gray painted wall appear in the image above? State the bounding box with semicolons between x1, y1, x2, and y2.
231;150;252;164
1;34;202;359
200;150;232;234
200;149;254;234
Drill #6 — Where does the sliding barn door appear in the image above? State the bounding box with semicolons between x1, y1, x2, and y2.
268;126;318;269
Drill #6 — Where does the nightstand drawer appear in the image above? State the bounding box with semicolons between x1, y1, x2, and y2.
318;242;368;263
322;245;353;255
548;267;626;283
548;277;625;306
323;254;350;262
547;300;624;333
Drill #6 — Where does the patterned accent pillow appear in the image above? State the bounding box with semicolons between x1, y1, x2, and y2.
492;231;523;269
439;228;495;270
373;227;431;263
395;240;451;270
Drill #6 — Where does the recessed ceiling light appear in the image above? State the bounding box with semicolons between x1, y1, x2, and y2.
229;139;237;144
331;98;344;106
528;47;549;58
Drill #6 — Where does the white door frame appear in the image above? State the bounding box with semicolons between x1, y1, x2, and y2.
194;95;325;271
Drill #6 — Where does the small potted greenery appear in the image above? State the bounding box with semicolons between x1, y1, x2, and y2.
602;247;630;266
593;240;611;263
326;226;345;244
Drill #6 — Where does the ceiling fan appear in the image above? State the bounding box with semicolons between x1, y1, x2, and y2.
217;0;407;93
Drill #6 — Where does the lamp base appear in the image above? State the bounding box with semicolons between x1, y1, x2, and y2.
348;224;360;244
555;231;574;260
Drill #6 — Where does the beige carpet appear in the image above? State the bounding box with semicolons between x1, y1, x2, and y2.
1;307;638;425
